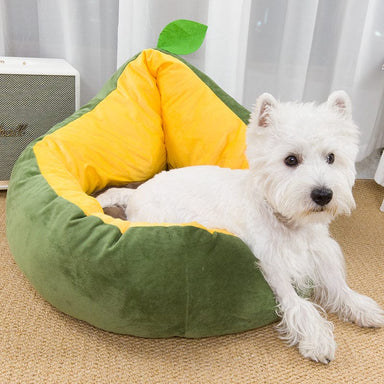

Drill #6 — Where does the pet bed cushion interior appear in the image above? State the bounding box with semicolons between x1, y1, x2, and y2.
6;49;278;338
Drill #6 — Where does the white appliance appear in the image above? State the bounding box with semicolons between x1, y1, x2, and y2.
0;57;80;189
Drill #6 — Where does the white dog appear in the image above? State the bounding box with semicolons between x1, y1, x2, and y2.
97;91;384;363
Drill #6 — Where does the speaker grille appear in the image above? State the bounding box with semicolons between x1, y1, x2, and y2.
0;74;76;183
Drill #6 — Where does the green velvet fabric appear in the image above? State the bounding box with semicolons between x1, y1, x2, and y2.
6;49;279;338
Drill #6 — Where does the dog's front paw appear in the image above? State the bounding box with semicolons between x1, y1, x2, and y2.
277;300;336;364
298;321;336;364
341;291;384;328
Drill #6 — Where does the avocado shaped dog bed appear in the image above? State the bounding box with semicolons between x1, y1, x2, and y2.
6;26;278;338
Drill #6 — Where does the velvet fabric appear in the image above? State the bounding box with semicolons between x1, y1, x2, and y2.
6;49;278;337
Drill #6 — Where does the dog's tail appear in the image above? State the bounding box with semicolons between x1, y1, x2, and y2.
96;187;135;209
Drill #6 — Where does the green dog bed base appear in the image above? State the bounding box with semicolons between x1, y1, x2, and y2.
6;22;278;338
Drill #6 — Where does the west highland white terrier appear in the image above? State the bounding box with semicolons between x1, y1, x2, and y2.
97;91;384;363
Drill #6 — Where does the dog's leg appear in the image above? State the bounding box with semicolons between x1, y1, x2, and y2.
96;188;134;208
260;261;336;364
313;238;384;328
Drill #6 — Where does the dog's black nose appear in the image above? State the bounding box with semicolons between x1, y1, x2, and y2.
311;188;333;206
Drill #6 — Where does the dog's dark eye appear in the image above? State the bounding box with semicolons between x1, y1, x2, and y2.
284;155;299;167
326;153;335;164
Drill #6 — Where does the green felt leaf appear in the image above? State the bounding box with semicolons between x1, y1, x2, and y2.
157;19;208;55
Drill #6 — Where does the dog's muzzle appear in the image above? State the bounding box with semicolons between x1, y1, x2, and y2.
311;187;333;207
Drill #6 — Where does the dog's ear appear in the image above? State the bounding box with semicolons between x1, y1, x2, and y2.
327;90;352;119
253;93;277;128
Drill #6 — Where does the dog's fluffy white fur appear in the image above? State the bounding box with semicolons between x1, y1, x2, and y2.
97;91;384;363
